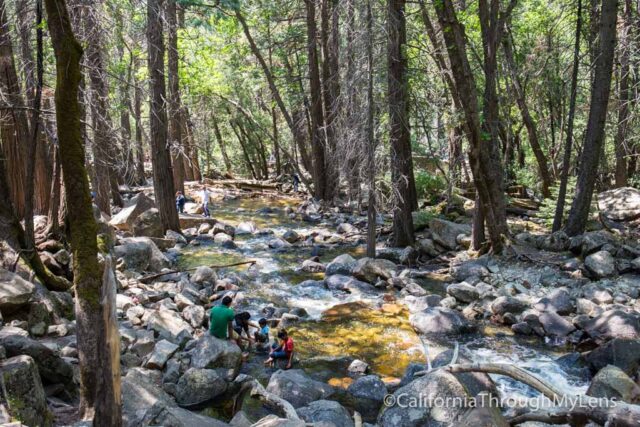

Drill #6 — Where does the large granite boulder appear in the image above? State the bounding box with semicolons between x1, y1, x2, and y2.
297;400;353;427
585;338;640;375
175;368;228;407
147;310;193;346
109;193;155;231
0;269;35;314
266;369;334;408
584;250;617;278
324;275;377;295
429;218;471;250
113;237;170;272
189;335;242;380
0;355;51;426
325;254;357;276
586;365;640;403
582;310;640;342
352;258;396;283
597;187;640;222
132;208;164;238
410;307;476;341
346;375;387;422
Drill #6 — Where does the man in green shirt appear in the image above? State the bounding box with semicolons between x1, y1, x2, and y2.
209;296;235;339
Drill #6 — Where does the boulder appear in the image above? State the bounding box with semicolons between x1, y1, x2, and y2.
145;340;179;370
352;258;396;283
491;296;528;316
269;238;291;249
282;230;301;243
132;208;164;238
0;269;35;314
132;329;156;357
0;333;73;385
175;368;228;407
538;311;575;337
450;260;489;282
189;335;242;380
214;233;233;245
534;288;574;315
429;218;471;250
347;375;387;422
540;231;571;252
147;310;193;346
113;237;170;272
178;214;216;230
0;355;50;426
447;282;479;303
597;187;640;222
266;369;334;408
378;369;473;426
253;415;304;427
585;338;640;375
184;202;203;215
183;305;205;328
109;193;155;231
348;359;370;377
584;250;616;278
301;259;326;273
235;221;256;235
325;275;377;295
121;368;227;427
586;365;640;403
337;223;358;235
417;238;441;257
297;400;354;427
166;230;188;245
325;254;357;276
191;266;217;286
582;310;640;342
410;307;475;341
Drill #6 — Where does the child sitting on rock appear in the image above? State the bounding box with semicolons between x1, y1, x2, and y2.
264;329;294;369
253;318;270;351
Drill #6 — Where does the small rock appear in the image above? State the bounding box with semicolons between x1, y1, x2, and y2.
145;340;179;370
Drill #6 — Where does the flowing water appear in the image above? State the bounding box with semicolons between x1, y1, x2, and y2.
181;194;588;420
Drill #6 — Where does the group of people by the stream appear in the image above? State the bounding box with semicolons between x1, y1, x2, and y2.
208;295;295;369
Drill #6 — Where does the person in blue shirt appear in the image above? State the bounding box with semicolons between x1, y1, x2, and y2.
254;318;270;345
175;191;186;213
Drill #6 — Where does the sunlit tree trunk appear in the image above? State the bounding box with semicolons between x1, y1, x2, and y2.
167;0;185;193
614;0;632;187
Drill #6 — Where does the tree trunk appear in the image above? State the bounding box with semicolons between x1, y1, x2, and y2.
0;0;29;219
212;113;232;173
147;0;180;232
553;0;583;232
133;72;146;185
502;30;553;198
231;120;258;179
305;0;328;201
564;0;618;236
614;0;632;187
388;0;415;247
83;0;123;212
167;0;185;194
44;0;121;423
365;0;377;258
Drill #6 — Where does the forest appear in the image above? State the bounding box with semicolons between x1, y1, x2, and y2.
0;0;640;426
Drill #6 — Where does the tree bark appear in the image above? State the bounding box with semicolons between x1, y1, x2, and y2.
167;0;185;193
0;0;29;219
147;0;180;232
212;112;232;173
614;0;632;187
44;0;121;423
133;72;146;185
552;0;583;232
564;0;618;236
388;0;415;247
502;30;553;197
365;0;377;258
305;0;328;201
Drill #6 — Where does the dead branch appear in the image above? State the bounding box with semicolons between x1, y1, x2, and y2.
139;260;257;283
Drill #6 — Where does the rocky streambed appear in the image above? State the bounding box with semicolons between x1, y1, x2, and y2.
1;185;640;426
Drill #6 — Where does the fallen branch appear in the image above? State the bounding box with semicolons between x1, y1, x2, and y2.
139;260;256;283
232;375;300;420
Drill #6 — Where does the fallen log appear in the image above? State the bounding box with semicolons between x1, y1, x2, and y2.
203;178;279;191
139;260;256;284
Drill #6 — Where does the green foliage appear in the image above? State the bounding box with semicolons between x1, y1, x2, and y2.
537;177;576;228
414;171;446;203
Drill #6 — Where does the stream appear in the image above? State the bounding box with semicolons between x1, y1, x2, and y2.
178;194;588;421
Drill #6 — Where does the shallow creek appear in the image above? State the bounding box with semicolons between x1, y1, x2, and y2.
179;195;588;420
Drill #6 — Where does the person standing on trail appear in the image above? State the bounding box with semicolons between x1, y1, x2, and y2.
200;186;211;217
175;191;186;213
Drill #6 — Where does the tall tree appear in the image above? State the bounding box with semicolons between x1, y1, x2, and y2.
365;0;377;257
614;0;633;187
0;0;29;218
167;0;185;193
83;0;123;213
388;0;415;246
305;0;329;201
44;0;121;422
147;0;180;232
553;0;583;232
565;0;618;236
